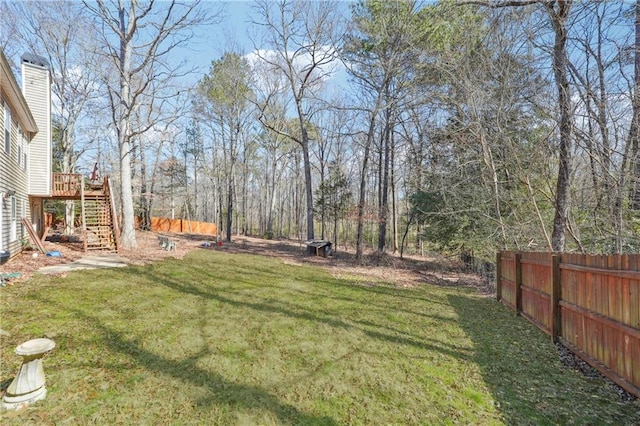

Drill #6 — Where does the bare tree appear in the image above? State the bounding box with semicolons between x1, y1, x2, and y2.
343;0;419;258
199;52;254;242
629;1;640;211
252;0;342;242
3;1;101;234
565;2;637;252
463;0;574;251
83;0;216;248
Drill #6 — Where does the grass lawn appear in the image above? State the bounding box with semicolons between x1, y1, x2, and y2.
1;250;638;425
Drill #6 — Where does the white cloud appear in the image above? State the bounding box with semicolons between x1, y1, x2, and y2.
245;45;344;89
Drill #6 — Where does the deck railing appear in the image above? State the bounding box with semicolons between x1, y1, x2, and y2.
51;173;83;197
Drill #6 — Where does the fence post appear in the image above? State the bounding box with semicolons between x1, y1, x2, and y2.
550;253;561;342
496;251;502;302
515;252;522;315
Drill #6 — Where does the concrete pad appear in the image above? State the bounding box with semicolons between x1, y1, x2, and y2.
38;254;128;275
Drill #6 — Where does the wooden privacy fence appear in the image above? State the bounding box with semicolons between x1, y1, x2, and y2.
497;251;640;398
149;217;217;236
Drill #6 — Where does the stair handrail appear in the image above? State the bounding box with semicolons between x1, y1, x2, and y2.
105;176;121;252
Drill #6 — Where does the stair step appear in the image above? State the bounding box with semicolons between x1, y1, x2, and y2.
81;192;117;253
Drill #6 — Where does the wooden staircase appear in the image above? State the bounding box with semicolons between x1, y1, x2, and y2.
80;177;120;253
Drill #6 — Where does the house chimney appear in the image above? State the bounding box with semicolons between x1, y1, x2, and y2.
21;53;51;197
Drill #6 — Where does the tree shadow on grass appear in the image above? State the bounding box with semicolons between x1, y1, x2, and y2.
238;277;459;323
103;328;334;424
26;263;476;423
217;284;464;352
447;293;640;425
147;269;474;362
328;279;453;305
33;295;337;425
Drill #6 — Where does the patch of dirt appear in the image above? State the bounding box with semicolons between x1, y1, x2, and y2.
0;231;494;296
0;230;202;285
188;235;494;295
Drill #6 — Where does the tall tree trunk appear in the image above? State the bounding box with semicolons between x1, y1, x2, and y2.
118;2;137;248
356;94;382;259
119;136;136;247
242;143;249;235
63;149;75;236
194;153;199;221
300;123;315;241
334;215;339;252
479;129;507;248
319;156;326;240
226;178;233;241
139;138;150;231
218;176;224;238
378;113;391;252
391;134;398;254
356;150;371;259
226;129;235;242
630;1;640;210
548;1;573;252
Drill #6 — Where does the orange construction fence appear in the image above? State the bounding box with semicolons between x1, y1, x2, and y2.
149;217;217;236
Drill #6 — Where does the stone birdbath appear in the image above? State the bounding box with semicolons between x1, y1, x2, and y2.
3;338;55;410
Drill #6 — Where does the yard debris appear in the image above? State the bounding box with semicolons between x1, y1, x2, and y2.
305;239;333;257
157;236;176;251
0;230;197;284
0;272;21;287
0;230;493;296
555;342;636;402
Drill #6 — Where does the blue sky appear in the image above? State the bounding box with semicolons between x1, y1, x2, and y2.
177;1;256;77
177;1;351;95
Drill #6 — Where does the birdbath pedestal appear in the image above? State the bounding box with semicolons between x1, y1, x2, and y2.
2;338;55;410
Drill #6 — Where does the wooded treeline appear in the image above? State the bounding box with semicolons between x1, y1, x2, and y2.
2;0;640;260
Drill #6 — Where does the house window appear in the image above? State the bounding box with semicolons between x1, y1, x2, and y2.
4;104;10;155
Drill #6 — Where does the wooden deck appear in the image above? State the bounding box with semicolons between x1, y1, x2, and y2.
51;173;104;199
39;173;120;253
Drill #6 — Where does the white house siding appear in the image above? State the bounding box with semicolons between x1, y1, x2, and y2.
22;61;51;197
0;98;31;256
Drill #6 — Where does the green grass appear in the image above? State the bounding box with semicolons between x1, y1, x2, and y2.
1;250;638;425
